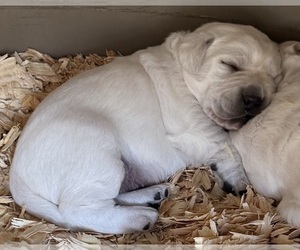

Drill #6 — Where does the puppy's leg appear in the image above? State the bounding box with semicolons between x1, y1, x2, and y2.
11;118;161;234
209;140;249;195
115;183;171;206
56;154;160;234
60;200;159;234
12;161;159;234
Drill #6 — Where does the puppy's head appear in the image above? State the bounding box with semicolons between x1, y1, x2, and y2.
167;22;282;130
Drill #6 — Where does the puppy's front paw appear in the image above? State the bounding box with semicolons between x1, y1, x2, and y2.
210;163;248;196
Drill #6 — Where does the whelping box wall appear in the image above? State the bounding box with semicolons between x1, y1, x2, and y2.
0;6;300;58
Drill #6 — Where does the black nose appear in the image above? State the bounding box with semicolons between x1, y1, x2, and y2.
242;94;263;112
242;86;263;113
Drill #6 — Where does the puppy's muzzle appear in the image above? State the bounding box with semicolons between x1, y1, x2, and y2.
241;85;264;114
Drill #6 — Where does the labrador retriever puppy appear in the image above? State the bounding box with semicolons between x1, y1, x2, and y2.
230;41;300;227
9;22;281;234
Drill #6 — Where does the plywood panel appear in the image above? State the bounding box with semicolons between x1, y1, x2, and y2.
1;6;300;57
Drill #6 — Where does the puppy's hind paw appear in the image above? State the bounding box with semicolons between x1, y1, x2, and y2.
115;183;172;206
118;206;159;233
151;183;171;203
210;163;218;171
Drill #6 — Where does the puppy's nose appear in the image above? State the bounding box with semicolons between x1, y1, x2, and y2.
243;94;262;112
241;86;263;113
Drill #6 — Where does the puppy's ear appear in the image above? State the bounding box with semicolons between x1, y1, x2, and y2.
166;31;214;73
281;41;300;56
293;42;300;55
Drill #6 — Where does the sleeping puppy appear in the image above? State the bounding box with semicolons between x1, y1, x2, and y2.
9;22;281;234
230;41;300;227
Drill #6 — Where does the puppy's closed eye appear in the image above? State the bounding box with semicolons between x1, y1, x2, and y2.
221;60;240;73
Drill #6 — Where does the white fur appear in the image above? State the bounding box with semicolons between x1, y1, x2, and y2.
230;41;300;227
9;22;281;234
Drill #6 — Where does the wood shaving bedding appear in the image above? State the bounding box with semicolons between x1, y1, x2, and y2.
0;49;298;246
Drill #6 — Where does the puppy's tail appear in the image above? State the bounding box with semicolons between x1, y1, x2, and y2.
277;194;300;227
9;172;65;227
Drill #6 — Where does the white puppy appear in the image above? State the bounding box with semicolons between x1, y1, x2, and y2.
9;22;281;234
230;41;300;227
